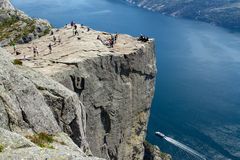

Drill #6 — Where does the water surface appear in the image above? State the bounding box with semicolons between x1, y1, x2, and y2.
12;0;240;159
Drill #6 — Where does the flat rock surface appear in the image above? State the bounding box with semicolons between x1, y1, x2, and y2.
4;24;157;159
0;128;104;160
5;25;149;75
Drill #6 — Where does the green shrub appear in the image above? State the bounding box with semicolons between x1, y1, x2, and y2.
12;59;23;65
43;28;50;35
26;133;54;149
0;144;4;152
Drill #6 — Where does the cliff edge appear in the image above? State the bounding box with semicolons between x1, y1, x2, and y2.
5;25;157;159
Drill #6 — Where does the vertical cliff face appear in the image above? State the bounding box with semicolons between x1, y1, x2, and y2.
0;47;104;159
53;42;156;160
6;26;157;159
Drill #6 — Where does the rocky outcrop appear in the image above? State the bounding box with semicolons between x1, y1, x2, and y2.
0;0;14;10
0;128;103;160
0;47;100;158
143;141;172;160
0;0;51;46
5;25;157;159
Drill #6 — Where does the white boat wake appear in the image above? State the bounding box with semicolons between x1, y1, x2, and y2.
156;132;207;160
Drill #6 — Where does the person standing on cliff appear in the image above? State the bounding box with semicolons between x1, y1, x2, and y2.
32;43;38;58
48;43;52;54
114;33;118;43
33;46;36;58
74;24;77;30
33;46;39;57
71;21;74;28
13;43;16;55
53;35;57;44
58;35;61;44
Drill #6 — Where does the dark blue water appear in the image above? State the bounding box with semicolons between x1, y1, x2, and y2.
12;0;240;159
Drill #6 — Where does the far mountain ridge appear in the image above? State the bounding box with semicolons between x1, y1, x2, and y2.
125;0;240;30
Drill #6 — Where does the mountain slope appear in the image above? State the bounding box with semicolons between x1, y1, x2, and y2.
126;0;240;30
0;0;51;46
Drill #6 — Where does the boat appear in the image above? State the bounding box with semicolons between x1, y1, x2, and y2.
155;131;166;138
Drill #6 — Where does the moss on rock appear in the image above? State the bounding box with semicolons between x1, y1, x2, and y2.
0;144;4;152
26;133;54;149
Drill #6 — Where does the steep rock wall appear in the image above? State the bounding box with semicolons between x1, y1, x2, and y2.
0;48;93;156
5;26;157;159
51;41;156;159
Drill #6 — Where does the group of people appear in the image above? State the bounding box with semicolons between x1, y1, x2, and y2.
12;20;151;60
53;35;62;44
138;34;149;42
97;33;118;48
72;23;80;36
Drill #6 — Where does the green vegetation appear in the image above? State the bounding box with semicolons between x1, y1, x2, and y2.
43;27;50;35
0;144;4;152
26;133;54;149
0;9;51;45
10;18;36;44
12;59;23;65
143;141;172;160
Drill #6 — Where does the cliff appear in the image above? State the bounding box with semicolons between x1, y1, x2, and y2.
0;0;51;46
0;46;103;159
1;24;157;159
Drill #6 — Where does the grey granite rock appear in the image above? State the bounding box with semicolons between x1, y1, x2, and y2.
0;0;14;10
0;47;91;155
0;0;51;46
5;25;157;159
0;128;104;160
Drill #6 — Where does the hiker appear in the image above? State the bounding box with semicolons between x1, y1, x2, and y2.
71;21;74;28
33;46;37;57
50;30;54;36
58;35;61;44
138;34;144;41
114;33;118;44
53;35;57;43
35;46;39;56
48;43;52;54
13;44;16;55
111;34;115;44
75;29;79;36
109;38;114;48
74;24;77;30
97;35;100;40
